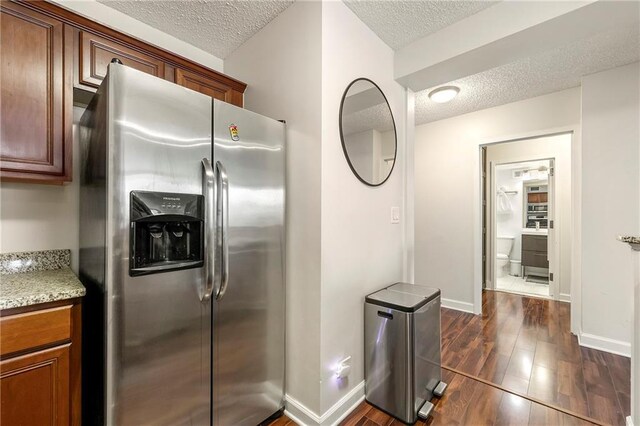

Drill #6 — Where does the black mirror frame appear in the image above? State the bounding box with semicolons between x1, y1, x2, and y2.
339;77;397;187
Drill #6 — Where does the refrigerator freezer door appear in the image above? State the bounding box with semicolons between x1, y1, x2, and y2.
212;100;286;426
106;64;212;425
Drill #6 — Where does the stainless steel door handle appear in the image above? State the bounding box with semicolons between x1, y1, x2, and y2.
201;158;216;301
215;161;229;300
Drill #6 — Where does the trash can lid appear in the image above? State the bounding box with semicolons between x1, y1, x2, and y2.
387;282;440;303
366;289;429;313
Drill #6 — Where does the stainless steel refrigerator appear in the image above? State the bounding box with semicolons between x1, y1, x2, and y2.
79;63;285;425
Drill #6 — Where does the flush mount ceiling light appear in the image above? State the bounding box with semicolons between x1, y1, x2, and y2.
428;86;460;103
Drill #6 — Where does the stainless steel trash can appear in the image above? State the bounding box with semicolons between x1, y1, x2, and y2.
364;283;442;424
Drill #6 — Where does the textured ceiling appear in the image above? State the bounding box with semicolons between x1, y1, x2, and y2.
97;0;294;59
416;24;640;125
343;0;497;50
342;102;395;136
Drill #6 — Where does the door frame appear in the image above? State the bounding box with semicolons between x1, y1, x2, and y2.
485;156;558;300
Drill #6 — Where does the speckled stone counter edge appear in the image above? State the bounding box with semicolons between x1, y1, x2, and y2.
0;268;86;310
0;249;71;275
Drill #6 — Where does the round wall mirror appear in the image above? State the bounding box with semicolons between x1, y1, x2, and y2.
339;78;397;186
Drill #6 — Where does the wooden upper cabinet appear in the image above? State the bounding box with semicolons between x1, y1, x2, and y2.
77;30;166;90
175;68;244;107
2;0;245;184
0;1;72;183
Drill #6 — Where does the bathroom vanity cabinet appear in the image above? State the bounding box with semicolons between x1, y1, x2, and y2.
522;234;548;269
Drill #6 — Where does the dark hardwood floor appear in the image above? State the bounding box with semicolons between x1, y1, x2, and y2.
270;290;630;426
441;291;630;425
341;369;599;426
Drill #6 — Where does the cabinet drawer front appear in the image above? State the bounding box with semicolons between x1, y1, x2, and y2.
522;235;547;252
522;250;549;268
79;31;165;88
0;3;67;177
1;305;71;357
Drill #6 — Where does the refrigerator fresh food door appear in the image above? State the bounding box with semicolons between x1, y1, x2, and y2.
107;64;213;425
212;100;286;426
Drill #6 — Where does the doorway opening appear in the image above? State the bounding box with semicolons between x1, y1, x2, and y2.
481;133;572;301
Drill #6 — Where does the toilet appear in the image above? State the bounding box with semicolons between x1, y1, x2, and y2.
496;236;515;278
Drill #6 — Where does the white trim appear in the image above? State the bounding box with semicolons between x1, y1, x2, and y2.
284;381;365;426
558;293;571;303
627;415;634;426
441;298;476;314
578;332;631;357
285;395;321;425
323;383;366;426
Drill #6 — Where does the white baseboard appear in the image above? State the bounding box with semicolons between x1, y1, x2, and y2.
626;415;634;426
285;381;365;426
441;297;475;314
285;395;319;425
558;293;571;303
578;332;631;357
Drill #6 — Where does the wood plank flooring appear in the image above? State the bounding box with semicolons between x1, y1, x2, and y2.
441;290;630;426
340;369;599;426
269;290;630;426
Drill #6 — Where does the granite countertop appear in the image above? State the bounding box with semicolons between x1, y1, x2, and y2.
0;249;86;310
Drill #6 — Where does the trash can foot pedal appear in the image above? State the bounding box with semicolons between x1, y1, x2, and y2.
417;401;434;420
433;381;448;397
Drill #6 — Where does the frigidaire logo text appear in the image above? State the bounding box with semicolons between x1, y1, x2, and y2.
163;197;181;201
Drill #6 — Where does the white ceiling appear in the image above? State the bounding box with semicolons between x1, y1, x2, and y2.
343;0;497;50
96;0;294;59
415;23;640;125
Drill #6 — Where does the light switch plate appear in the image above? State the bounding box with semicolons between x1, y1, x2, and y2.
391;207;400;224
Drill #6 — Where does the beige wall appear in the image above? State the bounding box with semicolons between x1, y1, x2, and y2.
580;62;639;354
414;87;581;313
320;0;406;415
1;107;84;272
226;1;324;415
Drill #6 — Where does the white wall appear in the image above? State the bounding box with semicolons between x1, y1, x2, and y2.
225;1;324;415
580;62;639;355
320;0;405;416
0;107;84;272
414;88;581;313
487;136;572;299
51;0;223;72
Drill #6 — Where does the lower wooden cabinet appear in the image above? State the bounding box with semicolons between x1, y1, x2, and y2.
1;344;71;425
0;300;82;425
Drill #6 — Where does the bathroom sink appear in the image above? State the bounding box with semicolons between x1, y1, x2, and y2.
522;228;548;235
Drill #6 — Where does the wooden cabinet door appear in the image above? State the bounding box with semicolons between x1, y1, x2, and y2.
175;68;243;107
0;2;72;182
1;344;70;425
78;30;166;89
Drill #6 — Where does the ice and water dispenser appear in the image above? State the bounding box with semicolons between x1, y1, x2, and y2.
129;191;204;276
